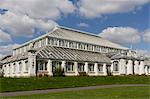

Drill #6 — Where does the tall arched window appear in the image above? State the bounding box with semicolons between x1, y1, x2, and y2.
113;61;119;71
13;63;16;73
98;64;103;72
8;64;10;74
25;61;28;72
19;62;22;72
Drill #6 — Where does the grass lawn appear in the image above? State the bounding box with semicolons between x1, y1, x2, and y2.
1;86;150;99
0;76;150;92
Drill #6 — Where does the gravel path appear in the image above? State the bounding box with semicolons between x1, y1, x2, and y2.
0;84;149;97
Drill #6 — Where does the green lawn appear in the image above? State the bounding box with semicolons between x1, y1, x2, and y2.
1;86;150;99
0;76;150;92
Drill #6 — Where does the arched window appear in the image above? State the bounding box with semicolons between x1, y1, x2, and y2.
98;64;103;72
8;64;11;74
113;61;119;71
25;61;28;72
88;63;94;72
13;63;16;73
19;62;22;72
66;62;74;72
3;65;6;74
78;63;85;72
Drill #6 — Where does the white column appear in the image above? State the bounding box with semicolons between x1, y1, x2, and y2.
39;40;42;47
61;61;66;72
45;38;48;45
127;60;133;75
119;59;126;75
6;64;9;77
74;62;78;76
139;61;145;75
84;62;88;74
67;42;70;48
47;60;53;76
145;66;148;75
16;62;19;77
103;63;107;76
134;60;139;75
9;63;13;77
12;63;16;77
148;66;150;74
57;40;59;46
28;53;36;76
21;60;25;76
12;63;15;77
94;63;98;75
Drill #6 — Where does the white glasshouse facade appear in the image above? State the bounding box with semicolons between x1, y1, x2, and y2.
1;26;150;77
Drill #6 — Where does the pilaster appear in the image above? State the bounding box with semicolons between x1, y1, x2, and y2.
21;60;25;76
134;60;139;75
119;59;126;75
94;63;98;75
16;62;20;77
127;60;133;75
47;60;53;76
28;51;36;76
84;62;88;74
103;63;107;76
61;61;66;72
139;61;145;75
74;62;78;76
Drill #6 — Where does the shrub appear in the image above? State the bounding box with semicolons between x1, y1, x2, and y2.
78;72;87;76
0;70;4;77
53;67;65;77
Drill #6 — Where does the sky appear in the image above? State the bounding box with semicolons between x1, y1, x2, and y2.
0;0;150;57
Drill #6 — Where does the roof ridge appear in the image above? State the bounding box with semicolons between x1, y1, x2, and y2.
57;25;101;38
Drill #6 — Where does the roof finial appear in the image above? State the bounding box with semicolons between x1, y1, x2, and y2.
130;37;133;50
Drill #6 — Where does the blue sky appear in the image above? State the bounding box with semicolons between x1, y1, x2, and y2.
57;2;150;50
0;0;150;57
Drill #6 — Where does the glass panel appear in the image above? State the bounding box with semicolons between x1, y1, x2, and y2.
78;63;84;72
98;64;103;72
25;61;28;72
19;62;22;72
113;61;119;71
66;62;74;72
88;64;94;72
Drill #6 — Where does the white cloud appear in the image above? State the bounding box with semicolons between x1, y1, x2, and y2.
0;43;20;56
0;0;75;20
78;0;150;18
136;49;150;57
143;29;150;42
0;11;57;37
0;0;75;38
99;27;141;44
77;23;89;28
0;29;12;43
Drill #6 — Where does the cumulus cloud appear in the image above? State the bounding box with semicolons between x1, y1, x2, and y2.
78;0;150;18
0;0;75;38
0;11;57;37
0;0;76;56
136;49;150;57
99;27;141;44
0;0;75;20
0;43;20;56
0;29;12;43
77;23;89;28
143;29;150;42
